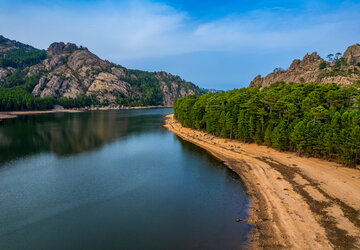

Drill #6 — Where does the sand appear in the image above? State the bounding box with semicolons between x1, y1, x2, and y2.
0;109;83;120
164;114;360;249
87;105;172;111
0;105;172;120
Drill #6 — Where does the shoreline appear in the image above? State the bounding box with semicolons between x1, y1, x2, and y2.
0;109;83;120
0;105;172;120
164;114;360;249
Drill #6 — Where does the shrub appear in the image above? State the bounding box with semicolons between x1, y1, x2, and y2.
319;61;327;70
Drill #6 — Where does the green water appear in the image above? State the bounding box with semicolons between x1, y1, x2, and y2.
0;108;251;249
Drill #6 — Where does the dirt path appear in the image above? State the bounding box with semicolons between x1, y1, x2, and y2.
164;114;360;249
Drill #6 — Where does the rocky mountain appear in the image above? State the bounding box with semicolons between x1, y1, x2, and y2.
0;36;204;108
0;35;34;53
250;44;360;88
0;35;39;83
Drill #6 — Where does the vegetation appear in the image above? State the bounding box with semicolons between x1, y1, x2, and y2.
118;69;164;106
0;43;203;110
0;48;46;69
319;61;328;70
0;53;160;110
0;87;102;111
174;82;360;166
116;68;204;106
318;56;360;80
57;94;99;108
0;87;54;111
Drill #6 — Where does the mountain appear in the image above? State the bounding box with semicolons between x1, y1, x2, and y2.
0;35;35;53
201;88;223;93
0;36;204;109
249;44;360;88
0;35;46;84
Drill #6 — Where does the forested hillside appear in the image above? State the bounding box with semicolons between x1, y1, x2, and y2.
0;35;204;111
174;82;360;166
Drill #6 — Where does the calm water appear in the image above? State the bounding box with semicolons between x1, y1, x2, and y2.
0;108;251;249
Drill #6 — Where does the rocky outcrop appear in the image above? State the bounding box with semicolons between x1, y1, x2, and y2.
46;42;78;57
0;35;203;105
343;44;360;65
250;44;360;88
0;67;15;84
156;72;197;106
30;46;130;100
24;40;203;104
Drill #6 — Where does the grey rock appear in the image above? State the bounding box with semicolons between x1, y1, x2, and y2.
47;42;78;57
250;45;360;88
343;44;360;65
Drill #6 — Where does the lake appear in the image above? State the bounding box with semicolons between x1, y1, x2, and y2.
0;108;251;249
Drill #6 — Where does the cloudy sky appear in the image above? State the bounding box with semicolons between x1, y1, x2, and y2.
1;0;360;89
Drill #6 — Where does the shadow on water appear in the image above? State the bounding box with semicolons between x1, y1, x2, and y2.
176;135;243;182
0;109;172;165
172;135;252;249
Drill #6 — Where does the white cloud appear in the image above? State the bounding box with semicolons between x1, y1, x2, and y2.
1;0;360;63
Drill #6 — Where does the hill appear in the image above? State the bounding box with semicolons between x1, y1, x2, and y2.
250;44;360;88
0;36;204;110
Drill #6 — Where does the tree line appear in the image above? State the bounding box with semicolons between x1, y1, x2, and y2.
174;82;360;166
0;87;102;111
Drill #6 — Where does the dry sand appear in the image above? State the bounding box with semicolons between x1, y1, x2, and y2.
0;109;82;120
87;105;172;111
164;114;360;249
0;105;172;120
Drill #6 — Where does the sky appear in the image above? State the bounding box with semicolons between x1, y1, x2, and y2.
1;0;360;90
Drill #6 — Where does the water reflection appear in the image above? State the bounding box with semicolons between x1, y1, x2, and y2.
0;109;172;165
0;108;251;249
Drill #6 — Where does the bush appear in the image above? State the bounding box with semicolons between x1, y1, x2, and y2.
319;61;327;70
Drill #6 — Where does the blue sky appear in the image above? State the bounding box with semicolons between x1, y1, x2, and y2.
1;0;360;89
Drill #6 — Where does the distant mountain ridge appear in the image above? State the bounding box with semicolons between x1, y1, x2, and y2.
201;88;223;93
250;44;360;88
0;35;204;108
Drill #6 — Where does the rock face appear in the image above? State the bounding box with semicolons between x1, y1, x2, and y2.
0;67;15;84
0;35;204;105
343;44;360;65
46;42;78;57
156;71;197;106
250;44;360;88
25;41;204;105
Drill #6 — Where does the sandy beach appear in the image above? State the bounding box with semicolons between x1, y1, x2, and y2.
0;109;83;120
0;105;172;120
87;105;172;110
164;114;360;249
